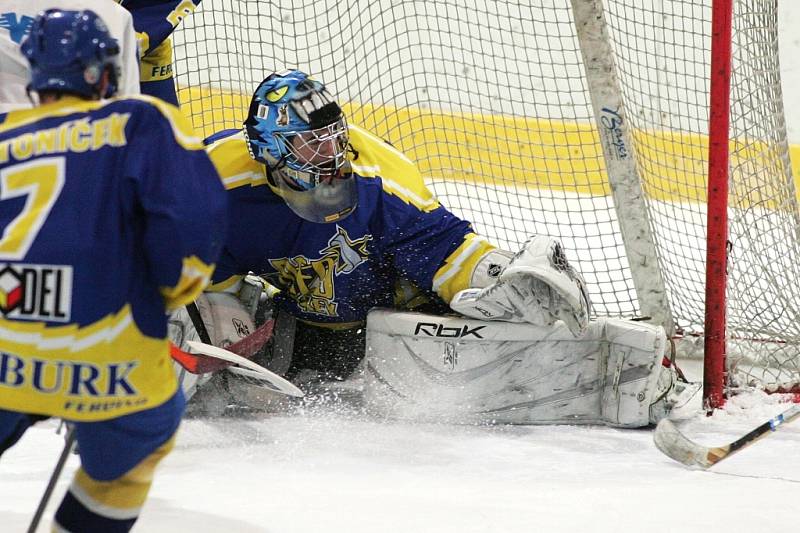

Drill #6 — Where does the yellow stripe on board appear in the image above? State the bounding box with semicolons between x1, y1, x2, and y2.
178;86;800;207
178;87;251;139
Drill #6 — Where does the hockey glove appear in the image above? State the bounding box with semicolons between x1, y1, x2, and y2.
450;235;591;336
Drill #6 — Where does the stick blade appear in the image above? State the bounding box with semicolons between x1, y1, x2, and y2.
185;340;305;398
653;419;716;469
226;365;305;398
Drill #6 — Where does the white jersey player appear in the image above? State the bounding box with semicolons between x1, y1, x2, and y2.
0;0;140;112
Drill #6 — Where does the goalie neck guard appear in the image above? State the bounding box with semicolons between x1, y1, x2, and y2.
20;9;120;99
244;70;356;223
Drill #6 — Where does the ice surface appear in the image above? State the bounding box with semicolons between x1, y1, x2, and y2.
1;361;799;533
3;4;800;531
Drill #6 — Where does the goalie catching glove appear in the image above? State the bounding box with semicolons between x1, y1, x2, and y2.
450;235;591;336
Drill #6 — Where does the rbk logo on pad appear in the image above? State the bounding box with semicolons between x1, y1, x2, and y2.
414;322;485;339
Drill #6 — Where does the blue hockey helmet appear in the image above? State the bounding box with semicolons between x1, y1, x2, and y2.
244;70;356;223
20;9;120;99
244;70;349;187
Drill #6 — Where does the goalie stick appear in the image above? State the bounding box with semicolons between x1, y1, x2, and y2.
653;403;800;468
175;340;303;398
171;317;276;374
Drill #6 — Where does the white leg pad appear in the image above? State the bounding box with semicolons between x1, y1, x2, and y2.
364;309;667;427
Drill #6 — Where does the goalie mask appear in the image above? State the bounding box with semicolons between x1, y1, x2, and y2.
244;70;356;223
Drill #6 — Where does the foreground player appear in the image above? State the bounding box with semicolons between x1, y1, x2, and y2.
0;9;226;532
0;0;140;112
177;70;695;426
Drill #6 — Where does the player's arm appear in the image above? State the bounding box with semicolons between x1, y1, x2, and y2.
122;0;202;104
125;98;228;310
376;187;496;298
200;129;271;300
381;189;590;335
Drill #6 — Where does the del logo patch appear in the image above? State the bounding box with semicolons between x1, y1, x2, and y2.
0;263;72;322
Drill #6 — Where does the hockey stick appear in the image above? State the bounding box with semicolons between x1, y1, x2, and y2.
27;425;76;533
185;302;213;344
653;403;800;468
171;318;275;374
175;303;298;395
178;340;303;397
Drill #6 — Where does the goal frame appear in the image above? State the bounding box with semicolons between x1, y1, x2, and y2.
703;0;733;410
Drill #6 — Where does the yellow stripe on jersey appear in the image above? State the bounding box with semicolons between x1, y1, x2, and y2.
140;38;174;82
347;125;440;212
0;97;104;133
0;95;202;152
206;274;244;293
376;173;439;212
160;255;216;310
206;131;269;190
0;305;177;421
69;435;177;520
433;233;497;302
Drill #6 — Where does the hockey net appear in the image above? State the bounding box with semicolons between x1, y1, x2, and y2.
171;0;800;406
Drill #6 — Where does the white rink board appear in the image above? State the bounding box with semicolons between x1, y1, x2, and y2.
174;0;800;143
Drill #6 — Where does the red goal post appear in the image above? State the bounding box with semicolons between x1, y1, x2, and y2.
704;0;734;410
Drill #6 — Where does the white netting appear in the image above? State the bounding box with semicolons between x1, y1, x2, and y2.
172;0;800;392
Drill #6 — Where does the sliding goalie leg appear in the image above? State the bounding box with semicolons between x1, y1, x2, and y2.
364;309;697;427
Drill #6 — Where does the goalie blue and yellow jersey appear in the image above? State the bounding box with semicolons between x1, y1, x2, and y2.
206;124;497;327
0;95;227;421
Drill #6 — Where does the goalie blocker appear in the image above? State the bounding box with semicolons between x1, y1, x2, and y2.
364;309;696;427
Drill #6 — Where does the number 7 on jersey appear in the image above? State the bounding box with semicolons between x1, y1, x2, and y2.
0;157;65;260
